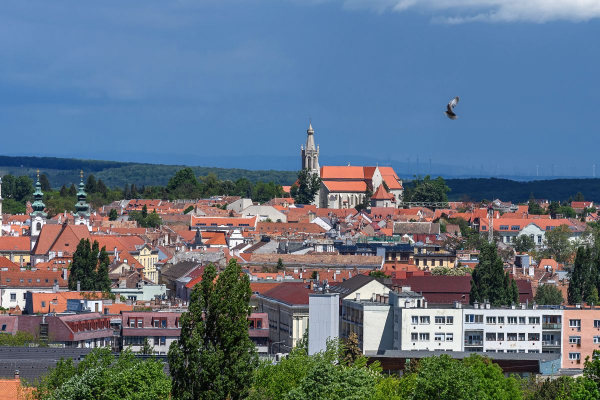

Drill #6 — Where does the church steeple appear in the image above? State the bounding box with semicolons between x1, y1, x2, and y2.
75;170;90;218
30;170;47;247
31;170;47;217
301;119;320;176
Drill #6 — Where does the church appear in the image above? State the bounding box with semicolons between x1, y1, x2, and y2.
300;123;404;209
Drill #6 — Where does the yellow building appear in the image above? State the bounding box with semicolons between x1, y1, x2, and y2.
0;237;31;266
413;243;456;269
131;244;159;283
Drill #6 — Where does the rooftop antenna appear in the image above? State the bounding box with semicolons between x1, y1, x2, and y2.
536;165;539;177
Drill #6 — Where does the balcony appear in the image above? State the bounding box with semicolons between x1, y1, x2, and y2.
464;340;483;346
542;340;560;347
542;323;561;330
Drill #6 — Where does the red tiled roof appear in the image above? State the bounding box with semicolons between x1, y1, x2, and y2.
259;282;311;305
323;181;367;192
32;224;91;256
0;236;31;252
0;257;18;269
372;185;394;200
382;175;403;190
320;166;365;180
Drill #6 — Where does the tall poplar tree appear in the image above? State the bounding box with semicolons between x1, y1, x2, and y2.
168;260;257;400
68;239;111;292
470;241;519;306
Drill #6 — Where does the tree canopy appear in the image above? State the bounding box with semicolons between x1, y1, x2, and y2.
68;239;111;292
290;169;321;205
470;241;519;306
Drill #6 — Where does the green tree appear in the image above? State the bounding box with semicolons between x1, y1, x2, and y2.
141;204;148;218
528;199;545;215
85;174;97;194
534;284;564;305
68;183;77;196
96;178;108;197
167;167;201;198
290;169;321;205
405;175;449;209
59;184;68;197
68;239;111;292
543;225;574;264
568;246;591;304
369;270;389;278
514;235;536;253
108;208;118;221
140;337;154;355
276;258;285;271
183;205;194;214
34;347;171;400
15;175;34;201
574;192;585;202
168;260;257;400
342;332;362;366
470;241;519;306
40;173;52;191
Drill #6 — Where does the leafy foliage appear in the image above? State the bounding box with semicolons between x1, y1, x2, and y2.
534;284;564;305
33;347;171;400
514;235;536;253
68;239;111;292
430;266;472;276
168;260;257;400
543;225;574;264
290;169;321;205
404;175;449;208
470;241;519;306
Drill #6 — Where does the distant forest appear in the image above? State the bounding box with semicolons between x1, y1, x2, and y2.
0;155;297;188
444;178;600;203
2;155;600;203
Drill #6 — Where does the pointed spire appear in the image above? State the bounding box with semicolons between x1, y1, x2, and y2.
75;171;90;217
31;170;47;217
307;118;313;134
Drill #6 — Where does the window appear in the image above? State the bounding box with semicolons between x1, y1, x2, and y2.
154;320;159;328
518;333;526;341
594;336;600;344
411;333;418;341
570;319;582;328
1;324;6;331
420;316;430;324
518;349;525;353
508;317;517;324
528;333;540;341
162;320;167;328
497;316;505;324
446;316;454;325
497;332;504;341
594;320;600;328
435;333;445;342
519;317;526;324
419;333;430;341
445;333;454;342
394;314;398;323
530;350;540;353
486;333;496;341
569;336;581;344
129;319;136;328
537;235;542;244
137;319;143;328
500;225;509;230
41;301;46;308
507;333;517;341
511;225;520;231
486;317;496;324
411;316;418;325
465;314;483;323
435;316;445;324
569;353;581;360
506;350;517;353
529;317;540;325
10;293;16;301
5;278;9;283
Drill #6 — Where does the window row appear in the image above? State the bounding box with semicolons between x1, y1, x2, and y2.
485;332;540;341
411;333;454;342
465;315;540;325
411;316;454;325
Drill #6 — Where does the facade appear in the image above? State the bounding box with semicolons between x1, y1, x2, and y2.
256;282;310;353
412;243;456;269
129;244;160;284
341;295;394;353
16;314;113;348
561;308;600;370
309;293;339;355
391;290;464;352
29;173;48;250
121;311;182;355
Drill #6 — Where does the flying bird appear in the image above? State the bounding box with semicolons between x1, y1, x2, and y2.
445;96;459;120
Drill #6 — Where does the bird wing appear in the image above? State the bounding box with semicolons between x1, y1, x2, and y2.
446;103;453;113
449;97;459;109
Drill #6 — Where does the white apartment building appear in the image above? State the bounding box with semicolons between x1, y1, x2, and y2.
463;302;543;354
390;288;464;352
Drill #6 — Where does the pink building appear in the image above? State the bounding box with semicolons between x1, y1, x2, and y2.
562;308;600;369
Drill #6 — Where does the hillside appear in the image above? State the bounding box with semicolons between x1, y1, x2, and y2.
444;178;600;203
0;155;297;188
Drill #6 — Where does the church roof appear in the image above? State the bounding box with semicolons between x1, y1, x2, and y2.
322;181;367;192
32;224;91;256
320;166;365;180
372;184;394;200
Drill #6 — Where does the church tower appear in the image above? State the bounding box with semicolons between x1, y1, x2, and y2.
74;170;91;229
301;121;320;177
30;170;48;249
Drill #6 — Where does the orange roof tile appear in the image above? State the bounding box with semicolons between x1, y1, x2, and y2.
323;180;367;192
0;236;30;252
320;166;365;180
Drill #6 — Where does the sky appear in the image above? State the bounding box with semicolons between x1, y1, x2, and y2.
1;1;600;176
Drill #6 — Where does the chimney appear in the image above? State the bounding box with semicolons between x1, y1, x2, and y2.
62;268;67;281
474;302;479;309
14;370;19;380
356;293;361;301
77;281;81;292
52;284;59;293
309;281;314;290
